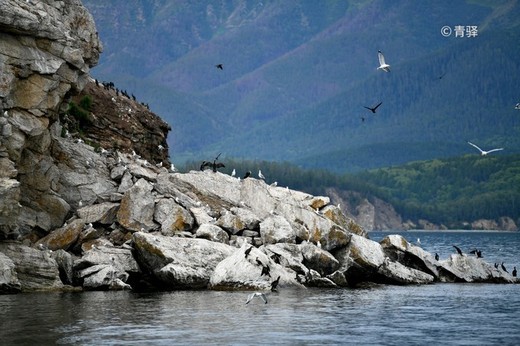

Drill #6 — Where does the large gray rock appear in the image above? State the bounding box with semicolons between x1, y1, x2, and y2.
0;251;21;293
335;234;435;286
117;178;157;232
133;232;234;289
440;254;516;283
0;243;64;291
154;198;194;236
195;224;229;244
209;243;303;290
77;202;119;224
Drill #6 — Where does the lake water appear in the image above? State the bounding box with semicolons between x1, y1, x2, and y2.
1;231;519;345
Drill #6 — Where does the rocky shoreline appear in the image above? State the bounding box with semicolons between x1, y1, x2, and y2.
0;0;517;294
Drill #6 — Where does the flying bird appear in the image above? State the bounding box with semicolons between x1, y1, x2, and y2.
453;245;463;256
215;64;223;70
363;101;382;113
467;141;504;156
245;292;267;304
377;50;390;72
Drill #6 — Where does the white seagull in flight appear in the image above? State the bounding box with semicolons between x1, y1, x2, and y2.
245;292;268;304
377;50;390;72
467;141;504;156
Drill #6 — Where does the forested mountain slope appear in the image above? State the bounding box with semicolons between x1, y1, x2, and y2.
83;0;520;172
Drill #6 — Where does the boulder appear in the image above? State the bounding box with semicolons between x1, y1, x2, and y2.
154;198;194;236
440;254;516;283
78;264;131;290
77;202;119;224
0;242;64;291
209;243;303;290
133;232;234;289
335;234;434;286
35;219;84;251
117;178;157;232
260;215;296;244
195;224;229;244
0;251;21;293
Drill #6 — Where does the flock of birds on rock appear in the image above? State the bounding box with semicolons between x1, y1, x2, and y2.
243;245;281;305
447;245;516;277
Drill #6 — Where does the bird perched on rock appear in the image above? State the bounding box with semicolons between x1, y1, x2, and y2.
260;264;271;278
435;253;439;261
271;276;281;292
453;245;463;256
469;249;482;258
243;171;251;179
513;267;517;277
258;170;265;180
231;169;236;177
501;262;508;273
244;245;253;258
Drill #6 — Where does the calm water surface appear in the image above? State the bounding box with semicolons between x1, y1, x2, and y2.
1;231;519;345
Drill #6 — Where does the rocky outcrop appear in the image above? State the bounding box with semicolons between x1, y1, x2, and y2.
0;0;517;295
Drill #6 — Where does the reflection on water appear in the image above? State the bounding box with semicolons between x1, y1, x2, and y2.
1;231;519;345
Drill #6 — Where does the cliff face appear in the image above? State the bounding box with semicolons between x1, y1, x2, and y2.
0;0;101;235
0;0;169;237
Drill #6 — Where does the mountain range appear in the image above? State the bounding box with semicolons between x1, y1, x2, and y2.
83;0;520;172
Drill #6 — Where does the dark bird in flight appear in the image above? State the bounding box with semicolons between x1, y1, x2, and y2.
501;262;508;273
513;267;517;277
435;253;439;261
271;276;281;292
244;245;253;258
363;101;383;114
243;171;251;179
438;72;447;80
453;245;463;256
215;64;223;70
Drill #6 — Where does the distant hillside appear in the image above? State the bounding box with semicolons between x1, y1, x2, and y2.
83;0;520;172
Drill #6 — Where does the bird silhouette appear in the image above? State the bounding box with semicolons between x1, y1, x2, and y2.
435;253;439;261
215;64;223;70
363;101;382;114
270;276;281;292
243;171;251;179
513;267;517;277
501;262;508;273
453;245;463;256
244;245;253;258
